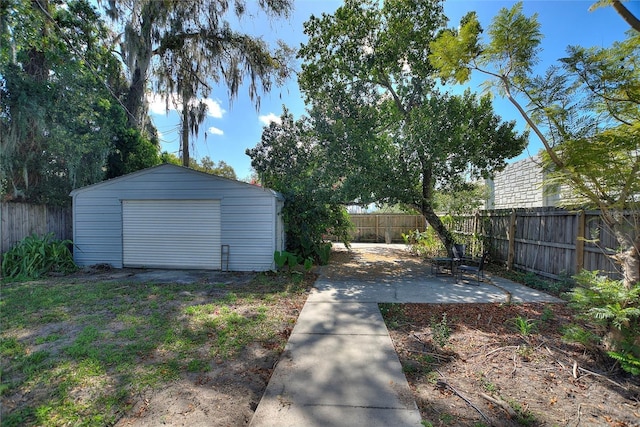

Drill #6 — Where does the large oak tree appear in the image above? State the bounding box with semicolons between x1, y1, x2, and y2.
297;0;527;250
103;0;293;166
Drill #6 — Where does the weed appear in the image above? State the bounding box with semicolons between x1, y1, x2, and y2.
34;333;63;345
0;337;24;358
430;313;452;348
379;303;407;329
1;406;35;427
510;316;538;336
187;359;210;373
516;344;534;360
403;228;445;258
478;374;497;393
439;412;456;424
540;306;555;322
508;399;537;426
561;324;600;348
65;326;101;359
425;371;439;384
508;271;574;296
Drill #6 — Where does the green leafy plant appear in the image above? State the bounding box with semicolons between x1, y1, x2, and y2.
541;306;555;322
318;242;332;266
561;324;601;348
510;316;538;336
1;233;77;279
273;251;288;269
430;313;452;348
286;252;299;270
568;270;640;374
303;257;314;272
379;303;407;329
402;228;444;258
608;347;640;376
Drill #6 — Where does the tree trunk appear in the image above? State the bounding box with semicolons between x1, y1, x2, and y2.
605;211;640;289
418;162;456;251
124;66;148;129
421;206;456;253
181;104;190;167
612;0;640;32
123;9;154;130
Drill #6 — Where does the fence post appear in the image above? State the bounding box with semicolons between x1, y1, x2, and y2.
576;210;585;274
474;212;480;255
507;209;516;270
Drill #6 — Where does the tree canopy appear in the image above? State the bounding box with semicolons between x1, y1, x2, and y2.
103;0;294;166
247;109;352;261
296;0;527;250
1;0;159;205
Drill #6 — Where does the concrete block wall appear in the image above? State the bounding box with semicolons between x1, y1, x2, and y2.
486;156;561;209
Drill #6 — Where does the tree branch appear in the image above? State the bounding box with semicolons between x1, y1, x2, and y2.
612;0;640;32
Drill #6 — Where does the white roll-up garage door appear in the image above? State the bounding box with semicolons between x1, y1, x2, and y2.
122;200;221;269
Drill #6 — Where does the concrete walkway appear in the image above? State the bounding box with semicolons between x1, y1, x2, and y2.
249;244;562;427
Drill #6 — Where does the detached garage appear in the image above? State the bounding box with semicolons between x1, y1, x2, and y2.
71;164;285;271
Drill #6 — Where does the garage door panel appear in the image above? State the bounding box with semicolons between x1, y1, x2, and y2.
123;200;221;269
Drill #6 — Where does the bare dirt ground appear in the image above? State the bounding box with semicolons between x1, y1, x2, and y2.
330;245;640;427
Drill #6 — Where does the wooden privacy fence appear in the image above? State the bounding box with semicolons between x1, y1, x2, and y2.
342;214;426;243
1;202;73;255
452;207;626;280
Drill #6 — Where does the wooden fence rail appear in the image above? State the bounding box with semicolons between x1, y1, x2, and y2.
1;202;73;256
337;214;426;243
451;207;624;281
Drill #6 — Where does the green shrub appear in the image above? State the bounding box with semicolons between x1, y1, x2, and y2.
430;313;452;348
402;228;444;258
2;233;76;279
568;270;640;375
318;242;332;266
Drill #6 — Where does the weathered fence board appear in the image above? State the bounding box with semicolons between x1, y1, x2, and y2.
339;214;426;243
1;202;72;255
451;208;626;280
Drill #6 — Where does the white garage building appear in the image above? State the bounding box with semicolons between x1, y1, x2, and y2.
70;164;285;271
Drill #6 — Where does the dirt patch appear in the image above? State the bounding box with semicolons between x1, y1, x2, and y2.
323;244;431;281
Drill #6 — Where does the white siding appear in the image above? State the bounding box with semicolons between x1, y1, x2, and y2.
123;200;221;269
71;164;282;271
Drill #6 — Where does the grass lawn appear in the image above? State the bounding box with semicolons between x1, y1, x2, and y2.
0;271;310;427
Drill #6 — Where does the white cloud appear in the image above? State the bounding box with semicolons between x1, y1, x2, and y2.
259;113;281;126
146;93;225;118
208;126;224;136
203;99;225;118
147;93;171;115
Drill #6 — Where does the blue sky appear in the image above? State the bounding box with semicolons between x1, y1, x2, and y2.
148;0;637;180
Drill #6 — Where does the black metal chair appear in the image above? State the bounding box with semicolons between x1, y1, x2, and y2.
431;244;465;276
456;252;488;285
